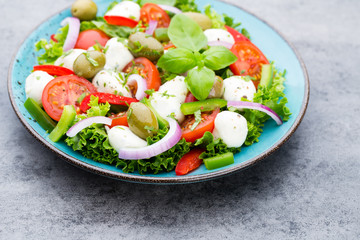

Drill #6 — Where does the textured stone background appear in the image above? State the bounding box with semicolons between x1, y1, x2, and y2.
1;0;359;239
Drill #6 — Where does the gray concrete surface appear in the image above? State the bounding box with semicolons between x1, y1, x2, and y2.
1;0;359;239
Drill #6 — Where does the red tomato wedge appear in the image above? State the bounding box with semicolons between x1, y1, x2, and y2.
225;26;249;42
74;29;110;50
80;93;138;113
175;149;205;175
33;65;74;76
109;112;128;128
230;41;269;88
123;57;161;91
181;108;220;143
42;75;97;121
104;15;139;28
140;3;171;28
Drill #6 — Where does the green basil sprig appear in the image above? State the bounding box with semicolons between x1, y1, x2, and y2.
157;14;237;100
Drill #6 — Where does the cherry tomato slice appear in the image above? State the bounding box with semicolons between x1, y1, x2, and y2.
225;26;249;42
104;15;139;28
80;93;138;113
42;75;97;121
230;41;269;88
175;149;204;176
140;3;171;28
74;29;110;50
109;112;128;128
33;65;74;76
123;57;161;91
181;108;220;143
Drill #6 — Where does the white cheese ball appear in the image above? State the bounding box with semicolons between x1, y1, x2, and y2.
54;49;86;71
105;1;141;21
223;76;256;102
212;111;248;148
92;70;132;97
108;126;147;152
104;38;134;72
150;92;185;123
25;71;54;105
158;76;189;103
204;29;235;45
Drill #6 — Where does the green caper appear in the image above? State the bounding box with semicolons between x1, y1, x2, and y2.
183;12;212;31
127;102;159;140
73;51;106;79
71;0;97;21
128;32;164;61
208;76;224;99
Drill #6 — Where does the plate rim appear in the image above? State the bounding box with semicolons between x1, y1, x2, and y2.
7;0;310;184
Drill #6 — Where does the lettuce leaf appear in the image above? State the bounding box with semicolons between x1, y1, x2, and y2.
86;95;110;117
175;0;200;12
80;17;134;38
116;127;191;174
194;132;241;159
204;5;225;29
66;125;191;174
242;65;291;145
65;96;190;174
203;5;250;39
35;25;68;65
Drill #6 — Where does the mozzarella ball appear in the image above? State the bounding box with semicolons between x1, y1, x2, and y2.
158;76;189;103
92;70;132;97
212;111;248;148
204;29;235;45
223;76;256;102
105;1;141;21
108;126;147;152
25;71;54;105
54;49;86;71
150;92;185;123
104;38;134;72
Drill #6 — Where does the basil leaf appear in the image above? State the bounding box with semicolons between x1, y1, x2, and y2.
185;67;215;100
203;46;238;70
157;48;197;74
168;14;207;52
141;0;176;6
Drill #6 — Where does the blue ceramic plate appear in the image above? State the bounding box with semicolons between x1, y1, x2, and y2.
8;0;309;184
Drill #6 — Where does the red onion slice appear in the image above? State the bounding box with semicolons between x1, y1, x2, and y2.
208;41;234;49
66;116;113;137
158;4;182;14
227;101;283;125
60;17;80;52
127;74;148;100
118;118;181;160
145;20;158;35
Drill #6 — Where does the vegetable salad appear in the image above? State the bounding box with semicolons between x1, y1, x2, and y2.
24;0;291;175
